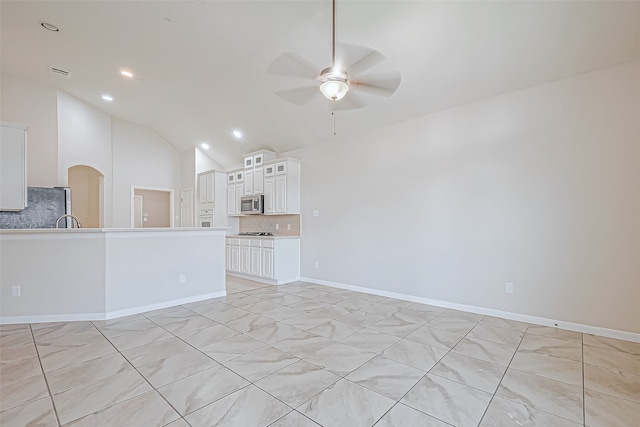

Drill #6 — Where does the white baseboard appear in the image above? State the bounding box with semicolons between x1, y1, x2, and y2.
105;291;227;320
227;272;299;286
0;313;106;324
300;276;640;344
0;291;227;325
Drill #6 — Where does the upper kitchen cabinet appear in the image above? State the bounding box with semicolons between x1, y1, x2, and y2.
264;158;300;215
198;171;215;204
0;122;28;211
244;150;276;170
243;150;276;196
227;169;244;216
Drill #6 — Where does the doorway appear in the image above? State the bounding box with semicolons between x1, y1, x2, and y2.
68;165;104;228
180;188;194;227
130;187;173;228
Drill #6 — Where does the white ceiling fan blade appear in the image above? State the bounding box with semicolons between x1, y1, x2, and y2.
351;73;401;97
337;43;386;76
266;53;320;80
274;86;319;106
332;92;368;111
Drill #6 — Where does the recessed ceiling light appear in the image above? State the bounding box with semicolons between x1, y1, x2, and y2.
101;94;113;102
40;22;59;32
200;143;210;150
120;70;134;78
232;130;243;139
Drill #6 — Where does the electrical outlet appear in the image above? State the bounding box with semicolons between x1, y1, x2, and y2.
287;224;291;230
505;282;514;294
179;274;187;284
313;210;319;217
11;286;21;297
275;223;280;230
314;261;319;269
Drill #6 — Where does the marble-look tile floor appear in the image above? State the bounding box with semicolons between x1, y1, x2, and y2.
1;276;639;426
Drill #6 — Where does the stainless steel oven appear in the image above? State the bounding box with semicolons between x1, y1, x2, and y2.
240;195;263;215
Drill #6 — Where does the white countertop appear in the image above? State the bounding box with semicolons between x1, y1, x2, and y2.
0;227;228;235
226;234;300;240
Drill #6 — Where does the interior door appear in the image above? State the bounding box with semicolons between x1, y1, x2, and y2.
180;188;193;227
133;195;143;228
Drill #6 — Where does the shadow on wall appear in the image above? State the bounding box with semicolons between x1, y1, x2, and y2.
68;165;103;228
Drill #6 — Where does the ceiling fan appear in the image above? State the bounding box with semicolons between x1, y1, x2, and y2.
267;0;401;111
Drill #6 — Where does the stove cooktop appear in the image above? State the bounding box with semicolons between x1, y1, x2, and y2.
238;231;274;236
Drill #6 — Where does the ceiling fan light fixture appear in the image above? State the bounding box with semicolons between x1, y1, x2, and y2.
319;67;349;101
320;79;349;101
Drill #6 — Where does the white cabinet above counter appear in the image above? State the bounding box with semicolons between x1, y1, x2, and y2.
226;236;300;285
226;154;300;216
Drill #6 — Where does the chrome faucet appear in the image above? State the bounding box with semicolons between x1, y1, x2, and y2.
55;214;82;229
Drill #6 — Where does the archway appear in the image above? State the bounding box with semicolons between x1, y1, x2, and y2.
68;165;104;228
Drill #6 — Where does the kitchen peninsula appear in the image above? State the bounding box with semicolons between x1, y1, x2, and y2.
0;227;227;324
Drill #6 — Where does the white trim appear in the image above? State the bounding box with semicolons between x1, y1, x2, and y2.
0;313;105;324
0;291;226;325
300;276;640;344
105;291;226;319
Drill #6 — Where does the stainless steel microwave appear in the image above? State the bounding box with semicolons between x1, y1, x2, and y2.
240;195;263;215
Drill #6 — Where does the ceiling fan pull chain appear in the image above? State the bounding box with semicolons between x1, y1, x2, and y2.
332;101;336;136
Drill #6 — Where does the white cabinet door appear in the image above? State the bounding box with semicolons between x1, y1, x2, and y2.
225;244;231;270
261;248;274;278
275;161;287;175
244;155;253;169
227;184;236;215
254;167;264;194
250;246;261;276
264;177;275;214
244;169;254;195
264;164;275;177
235;183;244;214
205;173;214;202
275;176;287;213
239;246;251;274
230;245;240;272
0;124;27;211
198;174;207;204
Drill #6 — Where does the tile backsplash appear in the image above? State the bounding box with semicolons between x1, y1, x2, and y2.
239;214;301;236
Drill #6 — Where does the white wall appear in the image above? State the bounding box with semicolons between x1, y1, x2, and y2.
0;74;58;186
286;60;640;334
57;92;113;227
0;234;107;319
111;119;182;228
105;230;226;313
0;229;226;322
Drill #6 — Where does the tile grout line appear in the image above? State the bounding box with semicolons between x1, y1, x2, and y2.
475;324;528;426
582;334;586;427
27;323;63;427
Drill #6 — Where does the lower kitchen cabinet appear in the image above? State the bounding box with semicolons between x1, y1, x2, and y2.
226;237;299;285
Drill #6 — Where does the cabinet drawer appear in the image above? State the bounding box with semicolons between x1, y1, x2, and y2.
228;238;240;245
250;239;262;247
239;238;251;246
261;239;274;248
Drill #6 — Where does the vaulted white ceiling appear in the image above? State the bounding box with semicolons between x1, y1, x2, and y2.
2;1;639;168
